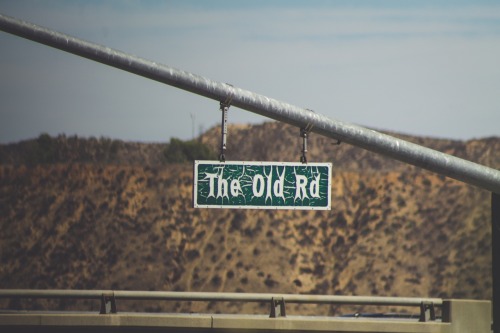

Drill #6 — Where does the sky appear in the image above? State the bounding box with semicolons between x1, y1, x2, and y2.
0;0;499;144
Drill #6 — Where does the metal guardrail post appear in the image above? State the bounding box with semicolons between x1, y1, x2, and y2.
418;301;435;322
269;297;286;318
99;293;117;314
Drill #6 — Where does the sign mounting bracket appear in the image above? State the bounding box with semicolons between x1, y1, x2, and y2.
219;84;233;163
300;123;313;164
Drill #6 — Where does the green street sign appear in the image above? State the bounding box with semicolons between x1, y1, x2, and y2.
194;161;332;210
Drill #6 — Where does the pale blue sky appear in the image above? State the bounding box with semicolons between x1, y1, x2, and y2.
1;0;499;143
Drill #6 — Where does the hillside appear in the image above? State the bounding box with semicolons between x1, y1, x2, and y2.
0;122;497;315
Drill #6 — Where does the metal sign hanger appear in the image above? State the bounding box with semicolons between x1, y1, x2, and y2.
219;85;233;162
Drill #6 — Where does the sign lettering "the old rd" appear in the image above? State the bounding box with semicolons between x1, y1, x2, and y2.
194;161;332;210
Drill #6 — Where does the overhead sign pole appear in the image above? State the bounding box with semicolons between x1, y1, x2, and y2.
1;13;500;193
493;193;500;332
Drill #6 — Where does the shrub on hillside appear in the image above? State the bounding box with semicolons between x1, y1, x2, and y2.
163;138;216;163
25;133;58;165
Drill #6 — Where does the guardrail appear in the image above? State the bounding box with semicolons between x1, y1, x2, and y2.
0;289;442;314
0;289;442;305
0;290;492;332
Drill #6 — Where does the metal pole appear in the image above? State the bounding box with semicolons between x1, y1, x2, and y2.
0;289;106;299
492;193;500;332
0;289;442;307
1;13;500;193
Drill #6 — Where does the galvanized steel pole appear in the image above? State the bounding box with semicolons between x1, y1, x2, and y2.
493;193;500;332
1;12;499;193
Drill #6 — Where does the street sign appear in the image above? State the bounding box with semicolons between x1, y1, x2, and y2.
194;161;332;210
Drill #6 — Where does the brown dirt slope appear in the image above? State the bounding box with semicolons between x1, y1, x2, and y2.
0;122;497;315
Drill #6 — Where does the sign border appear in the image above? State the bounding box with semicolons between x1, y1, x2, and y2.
193;160;332;210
